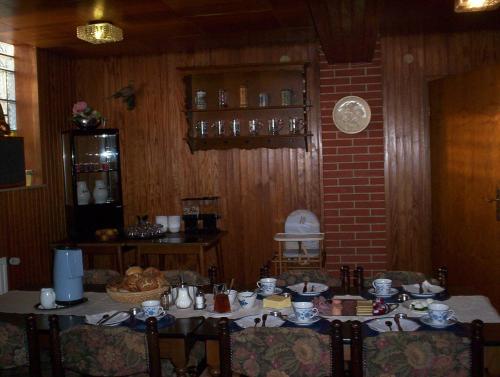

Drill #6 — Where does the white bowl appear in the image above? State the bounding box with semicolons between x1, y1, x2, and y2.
237;291;257;309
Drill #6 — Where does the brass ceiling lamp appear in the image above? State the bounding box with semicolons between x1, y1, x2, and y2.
76;21;123;44
455;0;500;12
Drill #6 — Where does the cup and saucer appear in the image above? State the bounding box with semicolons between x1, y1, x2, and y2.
256;277;283;297
419;303;457;328
136;300;167;321
287;302;321;326
368;279;398;298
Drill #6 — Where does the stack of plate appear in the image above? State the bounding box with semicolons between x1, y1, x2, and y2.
356;300;373;316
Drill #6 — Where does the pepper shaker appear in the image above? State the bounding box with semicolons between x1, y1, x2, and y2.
194;290;206;310
160;287;171;310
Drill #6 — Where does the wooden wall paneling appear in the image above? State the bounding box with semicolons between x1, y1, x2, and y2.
70;43;321;286
382;30;500;274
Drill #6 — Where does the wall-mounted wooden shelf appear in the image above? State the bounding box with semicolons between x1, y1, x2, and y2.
185;134;313;152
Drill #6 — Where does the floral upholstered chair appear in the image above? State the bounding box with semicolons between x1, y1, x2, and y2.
58;324;176;377
363;331;472;377
0;321;29;375
230;327;332;377
364;270;439;288
83;269;121;285
163;270;209;286
276;269;341;288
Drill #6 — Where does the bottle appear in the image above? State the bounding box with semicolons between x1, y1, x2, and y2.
194;290;206;310
239;85;248;108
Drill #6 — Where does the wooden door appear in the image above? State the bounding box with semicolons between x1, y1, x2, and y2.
430;64;500;310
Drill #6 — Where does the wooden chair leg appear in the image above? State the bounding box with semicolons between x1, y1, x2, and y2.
331;320;344;377
25;314;41;377
350;320;363;377
471;319;484;377
49;315;64;377
146;317;162;377
218;318;231;377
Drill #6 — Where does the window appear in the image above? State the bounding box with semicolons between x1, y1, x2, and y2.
0;42;15;131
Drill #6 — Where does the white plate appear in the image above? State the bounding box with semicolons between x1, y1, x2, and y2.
402;282;444;298
286;314;321;326
258;288;283;297
419;315;458;329
403;299;435;315
85;311;130;326
287;282;328;296
135;312;167;322
235;315;285;329
332;96;371;134
367;318;420;333
367;287;399;298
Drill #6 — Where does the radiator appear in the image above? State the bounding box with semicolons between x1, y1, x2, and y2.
0;257;8;294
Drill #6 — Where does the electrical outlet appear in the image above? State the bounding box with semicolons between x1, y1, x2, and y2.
9;257;20;266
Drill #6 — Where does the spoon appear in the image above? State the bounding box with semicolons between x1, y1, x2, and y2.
393;316;404;332
254;317;261;327
385;320;393;332
262;314;268;327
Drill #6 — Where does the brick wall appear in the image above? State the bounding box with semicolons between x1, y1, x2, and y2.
319;43;387;277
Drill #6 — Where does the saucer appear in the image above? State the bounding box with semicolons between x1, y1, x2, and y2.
367;317;420;332
368;287;399;298
287;282;329;296
419;315;458;329
258;288;283;297
286;314;321;326
135;312;167;322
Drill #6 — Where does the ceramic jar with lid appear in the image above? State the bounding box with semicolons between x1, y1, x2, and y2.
77;181;91;205
93;179;108;204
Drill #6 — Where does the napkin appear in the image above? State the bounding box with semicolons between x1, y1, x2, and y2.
367;318;420;332
85;311;130;326
235;315;284;328
402;280;444;294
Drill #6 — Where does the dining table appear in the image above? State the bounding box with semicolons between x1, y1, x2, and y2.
1;285;499;373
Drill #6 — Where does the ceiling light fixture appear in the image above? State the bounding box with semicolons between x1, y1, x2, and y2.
454;0;500;12
76;21;123;44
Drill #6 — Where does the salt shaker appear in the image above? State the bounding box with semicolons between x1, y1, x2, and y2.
194;290;206;310
160;288;171;310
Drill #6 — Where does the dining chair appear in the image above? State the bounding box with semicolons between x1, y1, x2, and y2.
360;266;448;289
214;317;346;377
276;269;341;288
349;319;484;377
163;269;210;286
48;315;184;377
0;314;42;377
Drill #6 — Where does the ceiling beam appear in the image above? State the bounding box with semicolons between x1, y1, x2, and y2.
307;0;381;64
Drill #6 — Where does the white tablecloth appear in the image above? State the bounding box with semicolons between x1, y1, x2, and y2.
0;291;498;323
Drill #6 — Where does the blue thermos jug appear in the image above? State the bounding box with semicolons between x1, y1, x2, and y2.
53;247;84;305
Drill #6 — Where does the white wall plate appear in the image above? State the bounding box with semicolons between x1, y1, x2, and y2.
332;95;371;134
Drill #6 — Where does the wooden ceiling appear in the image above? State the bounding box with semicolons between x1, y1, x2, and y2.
0;0;498;61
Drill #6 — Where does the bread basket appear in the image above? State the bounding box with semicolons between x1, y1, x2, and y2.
106;285;167;304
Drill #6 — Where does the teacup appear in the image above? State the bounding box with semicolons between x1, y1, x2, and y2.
225;289;238;305
237;291;257;309
141;300;165;317
257;278;277;295
292;301;319;323
428;303;455;324
372;278;392;296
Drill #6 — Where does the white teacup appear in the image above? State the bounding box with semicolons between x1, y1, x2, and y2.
155;216;169;232
237;291;257;309
257;278;277;295
372;278;392;296
142;300;165;317
168;216;181;233
40;288;56;309
428;303;455;324
292;301;319;323
225;289;238;305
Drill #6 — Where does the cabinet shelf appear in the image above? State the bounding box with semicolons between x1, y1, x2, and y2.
185;105;309;113
75;168;119;174
185;134;312;152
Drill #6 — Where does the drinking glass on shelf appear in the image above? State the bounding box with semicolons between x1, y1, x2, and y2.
194;90;207;110
212;120;225;136
268;118;284;135
281;89;293;106
196;121;210;137
230;119;240;136
248;119;263;136
288;117;304;134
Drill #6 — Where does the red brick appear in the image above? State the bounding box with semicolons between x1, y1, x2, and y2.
352;76;381;84
366;67;382;75
357;247;387;254
320;93;345;102
366;83;383;91
323;155;353;163
326;201;355;208
340;224;371;232
370;161;384;169
354;171;385;178
353;138;383;146
324;170;354;178
356;216;386;224
371;209;386;216
331;232;356;240
371;239;387;246
340;208;371;216
324;193;339;202
371;224;386;232
338;162;369;170
335;68;366;77
320;77;351;86
337;146;369;154
335;84;367;93
323;139;353;147
371;193;385;201
325;217;355;225
353;154;384;162
338;178;370;186
341;255;372;263
339;193;370;201
341;239;372;247
324;186;353;194
356;232;386;239
355;201;385;209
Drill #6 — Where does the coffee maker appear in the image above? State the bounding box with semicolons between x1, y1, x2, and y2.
182;196;220;234
53;247;84;305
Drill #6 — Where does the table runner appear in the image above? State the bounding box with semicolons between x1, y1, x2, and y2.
1;291;499;323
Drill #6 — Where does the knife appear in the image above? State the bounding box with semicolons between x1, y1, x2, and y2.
98;311;128;326
394;316;404;332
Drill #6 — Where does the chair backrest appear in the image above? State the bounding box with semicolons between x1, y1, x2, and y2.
83;269;121;284
49;315;162;377
218;318;345;377
349;319;484;377
163;270;209;286
276;269;341;288
0;314;41;377
361;266;448;288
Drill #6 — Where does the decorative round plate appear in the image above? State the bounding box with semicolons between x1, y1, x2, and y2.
332;96;371;134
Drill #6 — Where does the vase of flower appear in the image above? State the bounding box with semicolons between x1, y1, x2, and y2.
72;101;103;130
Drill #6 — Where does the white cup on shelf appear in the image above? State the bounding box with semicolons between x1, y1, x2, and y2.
168;216;181;233
155;216;169;233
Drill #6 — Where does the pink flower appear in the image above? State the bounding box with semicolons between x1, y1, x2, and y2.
73;101;87;114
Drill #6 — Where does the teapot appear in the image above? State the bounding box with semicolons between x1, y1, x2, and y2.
175;283;193;309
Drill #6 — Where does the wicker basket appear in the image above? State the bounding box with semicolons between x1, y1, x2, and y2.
106;285;168;304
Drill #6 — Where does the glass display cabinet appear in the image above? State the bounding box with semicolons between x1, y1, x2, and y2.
62;129;124;240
